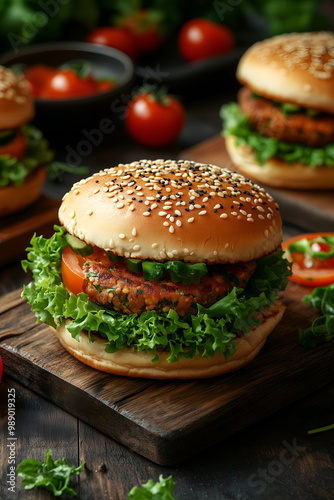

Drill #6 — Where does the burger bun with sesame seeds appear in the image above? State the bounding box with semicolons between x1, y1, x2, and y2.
0;65;47;217
23;159;291;379
222;31;334;190
0;66;34;129
59;160;282;263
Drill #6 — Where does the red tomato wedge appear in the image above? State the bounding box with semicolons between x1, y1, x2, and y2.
61;245;85;295
282;232;334;287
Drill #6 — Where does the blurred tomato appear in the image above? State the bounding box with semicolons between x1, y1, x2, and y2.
126;89;185;147
41;69;98;99
178;18;235;62
0;130;26;159
119;8;163;54
24;64;55;97
86;26;138;60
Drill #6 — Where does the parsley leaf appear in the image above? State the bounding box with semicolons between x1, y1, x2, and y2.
17;449;85;497
127;475;177;499
299;283;334;347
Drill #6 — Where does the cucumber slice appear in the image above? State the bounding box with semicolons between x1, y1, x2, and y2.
0;129;16;146
107;251;121;264
65;233;93;256
125;258;142;273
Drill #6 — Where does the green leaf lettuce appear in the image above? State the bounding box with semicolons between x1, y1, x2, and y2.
22;226;291;363
220;102;334;169
0;124;54;187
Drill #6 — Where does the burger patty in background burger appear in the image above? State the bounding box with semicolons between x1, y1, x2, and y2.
0;65;54;217
22;159;291;379
238;86;334;147
221;31;334;190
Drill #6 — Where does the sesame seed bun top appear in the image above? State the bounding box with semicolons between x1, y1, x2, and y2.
237;31;334;113
0;65;34;129
59;159;282;263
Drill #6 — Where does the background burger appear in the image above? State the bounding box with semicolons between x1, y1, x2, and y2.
221;31;334;190
0;65;54;216
22;159;291;379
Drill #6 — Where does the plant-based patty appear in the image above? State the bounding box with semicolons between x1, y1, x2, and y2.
83;254;256;316
239;86;334;147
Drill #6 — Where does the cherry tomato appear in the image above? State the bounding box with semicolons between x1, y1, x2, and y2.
119;8;163;54
126;90;185;147
97;80;117;93
86;27;138;60
40;69;98;99
0;355;3;381
24;64;56;97
61;245;85;295
282;233;334;287
178;18;235;63
0;130;26;159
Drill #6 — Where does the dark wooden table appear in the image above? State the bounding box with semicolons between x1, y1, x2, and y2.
1;81;334;499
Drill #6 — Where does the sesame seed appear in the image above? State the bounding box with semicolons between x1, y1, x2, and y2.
143;211;151;216
132;228;137;236
169;226;175;233
198;210;207;215
188;217;194;223
87;209;93;215
220;213;228;218
159;211;167;216
152;243;158;248
176;220;182;227
119;234;125;239
133;245;140;251
116;202;125;209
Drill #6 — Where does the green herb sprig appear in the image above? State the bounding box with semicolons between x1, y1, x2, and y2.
127;475;177;499
17;448;85;497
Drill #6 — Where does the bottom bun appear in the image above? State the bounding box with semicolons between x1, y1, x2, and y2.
225;136;334;190
0;166;46;217
52;301;285;379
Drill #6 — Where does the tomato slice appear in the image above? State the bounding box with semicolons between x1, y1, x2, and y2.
0;130;27;159
61;245;86;295
282;232;334;287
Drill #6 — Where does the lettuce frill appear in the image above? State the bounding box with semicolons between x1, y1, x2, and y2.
22;226;291;363
221;103;334;168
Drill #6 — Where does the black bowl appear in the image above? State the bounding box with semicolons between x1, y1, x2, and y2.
0;42;135;133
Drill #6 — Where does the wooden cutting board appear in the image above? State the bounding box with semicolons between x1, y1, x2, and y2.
180;135;334;232
1;283;333;465
0;195;59;267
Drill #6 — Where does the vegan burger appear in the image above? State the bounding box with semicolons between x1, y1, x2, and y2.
22;159;291;378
